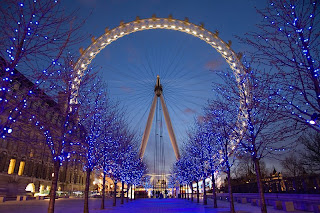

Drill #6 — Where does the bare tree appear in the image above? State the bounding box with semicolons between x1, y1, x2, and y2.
281;154;306;177
299;131;320;172
233;156;269;181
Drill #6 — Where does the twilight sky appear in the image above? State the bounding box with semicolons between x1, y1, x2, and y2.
61;0;268;173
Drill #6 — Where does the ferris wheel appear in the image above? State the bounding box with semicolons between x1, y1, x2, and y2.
71;15;247;178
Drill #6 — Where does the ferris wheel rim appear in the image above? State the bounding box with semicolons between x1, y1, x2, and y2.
72;16;245;104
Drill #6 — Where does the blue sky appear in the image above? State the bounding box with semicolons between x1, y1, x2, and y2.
61;0;268;173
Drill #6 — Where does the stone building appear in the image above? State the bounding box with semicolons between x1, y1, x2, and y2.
0;67;86;198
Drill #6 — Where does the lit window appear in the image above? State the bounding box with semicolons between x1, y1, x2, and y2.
18;161;25;176
8;158;16;174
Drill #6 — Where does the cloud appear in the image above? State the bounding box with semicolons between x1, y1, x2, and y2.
103;48;111;60
205;59;223;70
184;108;196;115
197;115;205;123
120;86;133;93
126;46;140;63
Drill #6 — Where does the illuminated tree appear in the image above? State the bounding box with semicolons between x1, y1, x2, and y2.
100;109;118;209
0;0;82;140
99;111;145;207
101;113;125;207
23;54;90;213
211;65;295;213
77;78;107;213
118;135;140;204
197;120;220;208
167;167;179;198
177;154;199;202
242;0;320;131
175;130;206;203
203;103;239;213
186;126;210;205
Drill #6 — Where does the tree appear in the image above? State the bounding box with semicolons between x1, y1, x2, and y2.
178;130;206;203
25;55;90;213
174;153;199;201
211;61;297;213
299;131;320;172
118;134;140;204
242;0;320;131
168;165;181;198
100;109;118;209
204;104;240;213
98;109;144;207
101;112;126;207
184;126;209;205
78;77;108;213
281;154;305;177
200;119;223;208
233;156;269;181
0;0;82;139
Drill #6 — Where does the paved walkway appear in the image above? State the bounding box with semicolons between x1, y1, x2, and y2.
92;198;306;213
0;197;307;213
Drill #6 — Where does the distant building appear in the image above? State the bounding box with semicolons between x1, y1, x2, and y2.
0;67;86;198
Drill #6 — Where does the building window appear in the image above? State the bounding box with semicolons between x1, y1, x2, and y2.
18;161;25;176
8;158;16;174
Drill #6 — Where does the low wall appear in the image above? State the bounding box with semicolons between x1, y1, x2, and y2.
212;193;320;212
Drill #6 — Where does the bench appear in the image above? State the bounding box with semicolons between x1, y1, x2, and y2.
237;197;247;204
274;201;295;212
16;195;35;201
35;196;44;200
251;199;260;206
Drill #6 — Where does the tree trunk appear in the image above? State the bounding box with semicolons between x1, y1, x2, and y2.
196;181;199;203
121;181;124;204
187;184;189;200
185;185;187;199
190;183;193;202
101;171;106;209
203;178;207;205
84;168;92;213
126;184;129;202
47;160;60;213
182;185;184;199
130;184;133;200
227;169;235;213
254;159;267;213
212;172;217;208
133;185;136;200
113;181;117;206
